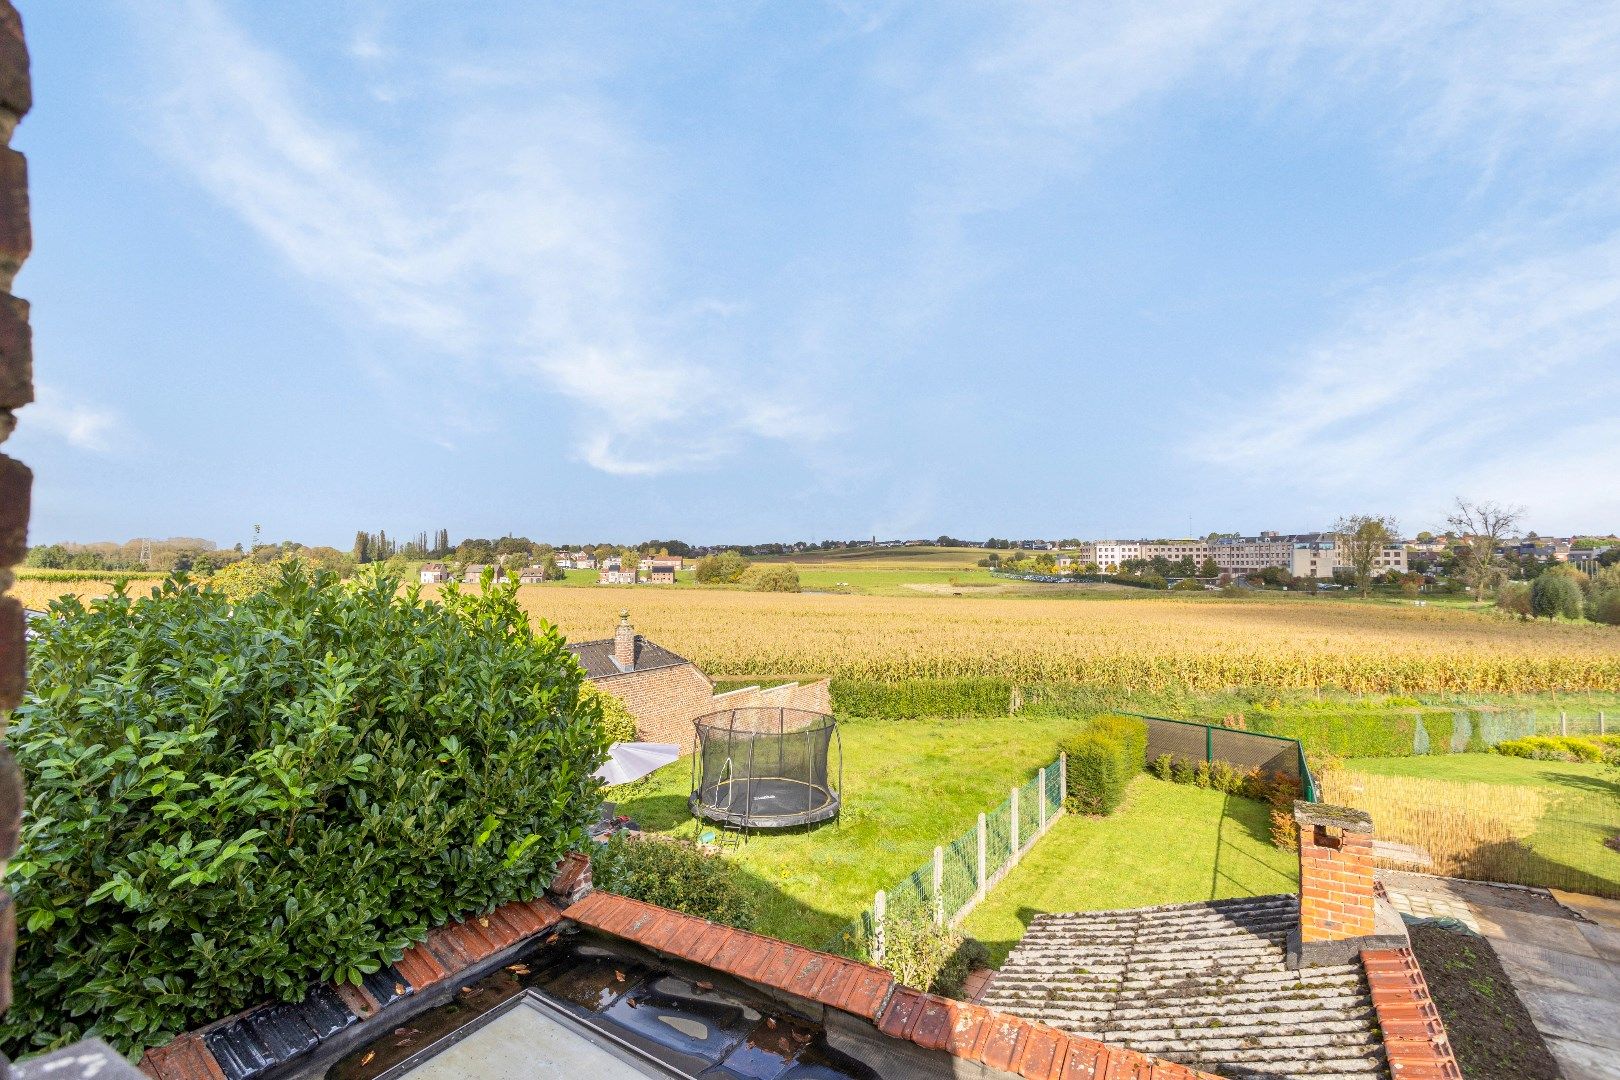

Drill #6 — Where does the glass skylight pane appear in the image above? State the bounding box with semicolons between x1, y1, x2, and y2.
398;995;667;1080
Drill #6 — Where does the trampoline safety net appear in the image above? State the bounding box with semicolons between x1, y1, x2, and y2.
690;707;841;829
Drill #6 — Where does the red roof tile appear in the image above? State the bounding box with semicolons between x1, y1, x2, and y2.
138;1032;226;1080
564;892;1223;1080
1361;948;1463;1080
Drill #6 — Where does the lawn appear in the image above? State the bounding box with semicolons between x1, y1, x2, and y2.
960;777;1298;964
1325;753;1620;898
607;714;1089;948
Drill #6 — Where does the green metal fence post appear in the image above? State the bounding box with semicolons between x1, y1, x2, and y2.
1205;724;1213;763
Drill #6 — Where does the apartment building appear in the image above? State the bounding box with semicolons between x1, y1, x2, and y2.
1288;540;1408;579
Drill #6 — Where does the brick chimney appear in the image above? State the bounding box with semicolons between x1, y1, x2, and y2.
613;611;635;671
1289;801;1404;967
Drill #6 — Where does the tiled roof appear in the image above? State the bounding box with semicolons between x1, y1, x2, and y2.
567;634;691;679
1360;949;1462;1079
564;891;1221;1080
138;874;576;1080
979;895;1389;1080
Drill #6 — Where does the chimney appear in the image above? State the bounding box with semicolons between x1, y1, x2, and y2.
614;611;635;671
1289;801;1404;967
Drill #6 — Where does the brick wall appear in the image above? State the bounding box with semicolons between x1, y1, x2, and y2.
1295;803;1377;944
597;671;833;746
596;663;718;746
0;0;27;1019
713;678;832;716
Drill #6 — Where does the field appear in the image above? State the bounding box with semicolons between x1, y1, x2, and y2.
18;561;1620;694
960;778;1298;963
1322;755;1620;898
502;586;1620;694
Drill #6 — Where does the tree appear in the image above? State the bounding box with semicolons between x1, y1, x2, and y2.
1332;514;1398;598
1446;498;1523;602
1531;569;1584;620
1198;557;1220;578
541;555;566;581
695;550;751;584
741;564;801;592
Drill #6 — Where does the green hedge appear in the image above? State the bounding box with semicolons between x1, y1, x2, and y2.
1244;710;1463;758
591;836;754;930
831;677;1014;719
1061;714;1147;815
3;565;606;1058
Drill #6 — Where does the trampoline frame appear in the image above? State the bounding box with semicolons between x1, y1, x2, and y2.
688;707;843;831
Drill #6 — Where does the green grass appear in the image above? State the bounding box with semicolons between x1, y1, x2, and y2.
1343;753;1615;788
607;714;1089;947
960;777;1298;963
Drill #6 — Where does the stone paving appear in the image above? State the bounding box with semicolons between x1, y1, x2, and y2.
1380;870;1620;1080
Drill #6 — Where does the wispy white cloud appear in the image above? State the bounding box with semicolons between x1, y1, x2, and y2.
1194;232;1620;517
868;2;1620;525
136;0;829;478
23;384;121;452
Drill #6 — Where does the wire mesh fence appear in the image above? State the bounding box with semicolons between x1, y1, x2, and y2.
1135;714;1316;801
827;752;1066;960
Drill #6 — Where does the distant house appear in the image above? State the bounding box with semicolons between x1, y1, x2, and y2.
572;551;598;569
462;564;505;583
598;568;636;585
570;613;829;743
518;565;546;584
419;562;449;584
643;559;680;584
600;556;623;572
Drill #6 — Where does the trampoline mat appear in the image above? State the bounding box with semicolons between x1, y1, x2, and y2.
691;777;839;828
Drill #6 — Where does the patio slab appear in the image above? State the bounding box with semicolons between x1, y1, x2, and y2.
1381;871;1620;1080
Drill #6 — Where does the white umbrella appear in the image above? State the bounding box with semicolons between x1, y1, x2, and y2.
595;742;681;785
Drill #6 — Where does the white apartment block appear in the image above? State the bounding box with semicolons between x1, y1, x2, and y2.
1288;540;1408;579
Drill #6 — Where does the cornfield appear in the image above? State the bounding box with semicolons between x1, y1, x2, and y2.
505;588;1620;694
1321;770;1620;898
20;578;1620;694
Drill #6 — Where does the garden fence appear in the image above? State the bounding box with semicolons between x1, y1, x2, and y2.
828;753;1066;961
1129;714;1317;802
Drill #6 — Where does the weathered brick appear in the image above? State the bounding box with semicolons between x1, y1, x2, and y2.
0;146;26;291
0;291;28;409
0;745;20;859
0;3;27;125
0;594;22;712
0;450;26;566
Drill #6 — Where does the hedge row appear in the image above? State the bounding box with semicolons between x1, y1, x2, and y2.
1060;715;1147;815
830;677;1014;719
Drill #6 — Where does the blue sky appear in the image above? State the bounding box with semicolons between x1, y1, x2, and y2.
12;2;1620;547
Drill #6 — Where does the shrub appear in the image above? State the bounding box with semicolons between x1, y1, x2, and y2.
3;565;605;1058
1171;577;1205;592
741;564;801;593
1531;571;1584;620
583;683;639;744
1592;589;1620;626
878;913;989;998
1496;581;1532;618
694;550;751;584
1061;715;1147;815
1493;735;1610;763
831;678;1014;719
591;836;755;930
1147;753;1175;780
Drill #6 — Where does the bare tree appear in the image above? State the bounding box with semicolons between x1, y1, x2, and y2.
1333;514;1399;598
1446;498;1524;602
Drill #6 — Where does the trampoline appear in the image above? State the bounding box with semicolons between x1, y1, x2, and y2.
689;708;842;830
